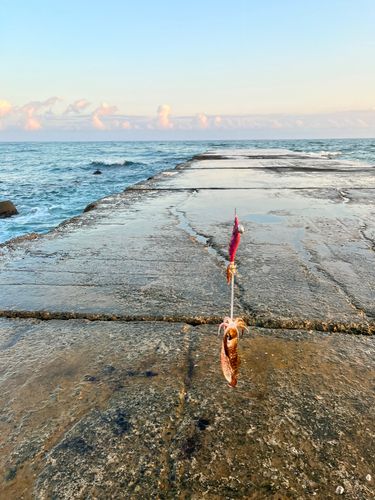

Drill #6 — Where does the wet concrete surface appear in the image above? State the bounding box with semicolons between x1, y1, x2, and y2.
0;319;374;499
1;149;375;331
1;149;375;498
0;190;231;322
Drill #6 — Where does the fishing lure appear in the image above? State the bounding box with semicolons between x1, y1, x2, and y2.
219;213;247;387
226;215;245;284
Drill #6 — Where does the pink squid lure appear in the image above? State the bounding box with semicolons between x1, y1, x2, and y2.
226;216;245;284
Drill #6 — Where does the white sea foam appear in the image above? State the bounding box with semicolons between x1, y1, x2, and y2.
90;159;133;166
320;151;342;156
307;151;342;157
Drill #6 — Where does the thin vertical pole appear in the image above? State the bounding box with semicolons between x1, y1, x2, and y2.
230;269;234;320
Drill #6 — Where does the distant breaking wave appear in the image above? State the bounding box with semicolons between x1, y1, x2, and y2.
320;151;342;156
90;159;138;167
307;151;342;157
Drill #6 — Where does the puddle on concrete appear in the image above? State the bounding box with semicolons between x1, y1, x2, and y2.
170;207;229;267
244;213;284;224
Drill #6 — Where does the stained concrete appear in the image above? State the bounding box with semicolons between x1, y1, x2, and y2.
1;319;375;499
1;149;375;499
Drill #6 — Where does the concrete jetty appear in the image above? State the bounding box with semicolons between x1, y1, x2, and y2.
1;149;375;499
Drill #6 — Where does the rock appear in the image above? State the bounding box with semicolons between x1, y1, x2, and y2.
93;170;102;175
336;486;344;494
83;202;96;213
0;201;18;218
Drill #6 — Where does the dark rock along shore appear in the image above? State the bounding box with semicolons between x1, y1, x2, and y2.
0;149;375;499
0;200;19;218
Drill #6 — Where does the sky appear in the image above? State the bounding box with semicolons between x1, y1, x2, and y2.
1;0;375;140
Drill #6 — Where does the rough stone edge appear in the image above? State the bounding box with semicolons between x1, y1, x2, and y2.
0;310;373;335
0;233;40;249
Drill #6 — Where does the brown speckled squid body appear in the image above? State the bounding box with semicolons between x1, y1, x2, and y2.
218;317;248;387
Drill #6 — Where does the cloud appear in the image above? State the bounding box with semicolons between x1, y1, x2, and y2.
0;96;65;131
42;96;62;107
91;102;118;130
19;96;62;118
214;116;222;128
24;118;42;131
269;119;282;129
194;112;209;129
2;96;375;137
0;100;12;118
157;104;173;129
11;96;62;130
357;119;368;127
20;103;39;118
64;99;90;114
328;119;340;128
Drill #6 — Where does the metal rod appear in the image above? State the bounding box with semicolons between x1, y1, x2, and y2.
230;269;234;320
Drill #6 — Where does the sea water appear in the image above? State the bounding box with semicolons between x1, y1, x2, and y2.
1;139;374;244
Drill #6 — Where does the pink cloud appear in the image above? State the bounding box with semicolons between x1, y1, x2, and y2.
91;102;118;130
0;100;12;118
214;116;221;128
357;119;368;127
157;104;173;129
42;96;62;107
269;119;282;129
194;112;209;129
0;96;64;131
13;96;62;130
64;99;90;114
122;121;131;130
24;118;42;131
20;96;62;118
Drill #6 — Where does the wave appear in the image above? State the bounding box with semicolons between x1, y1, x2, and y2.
320;151;342;156
90;159;138;167
307;151;342;157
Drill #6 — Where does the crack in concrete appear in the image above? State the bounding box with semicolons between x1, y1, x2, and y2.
170;205;227;264
1;309;374;335
170;197;251;319
161;326;195;494
359;222;375;254
303;244;373;320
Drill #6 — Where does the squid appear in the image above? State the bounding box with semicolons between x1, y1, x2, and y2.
218;317;248;387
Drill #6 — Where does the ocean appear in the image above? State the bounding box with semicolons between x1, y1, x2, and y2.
1;138;374;245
